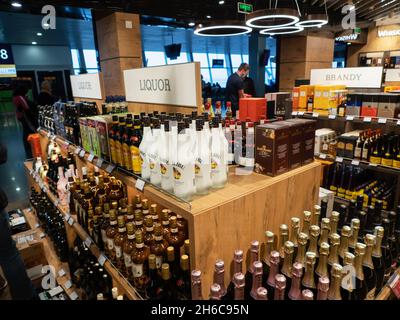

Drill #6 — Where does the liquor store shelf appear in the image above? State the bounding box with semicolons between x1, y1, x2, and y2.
292;112;400;127
24;161;143;300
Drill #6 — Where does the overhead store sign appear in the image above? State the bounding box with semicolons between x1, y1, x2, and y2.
310;67;383;88
0;44;16;78
238;2;253;14
70;73;103;99
386;69;400;82
0;64;16;78
335;29;367;44
124;63;200;107
378;28;400;38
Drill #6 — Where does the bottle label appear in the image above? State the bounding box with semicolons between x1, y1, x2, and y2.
393;160;400;168
156;256;163;269
369;156;381;164
132;263;144;277
130;146;142;174
140;150;150;177
338;187;346;197
123;143;132;171
116;141;123;165
124;252;132;268
381;158;393;167
366;287;376;300
109;140;117;163
115;245;122;258
101;229;107;245
107;237;114;251
354;147;362;158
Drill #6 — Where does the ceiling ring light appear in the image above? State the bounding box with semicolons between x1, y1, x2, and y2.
245;8;300;29
194;21;252;37
295;14;328;28
260;26;305;35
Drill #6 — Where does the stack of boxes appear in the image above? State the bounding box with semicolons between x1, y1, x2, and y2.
346;93;400;118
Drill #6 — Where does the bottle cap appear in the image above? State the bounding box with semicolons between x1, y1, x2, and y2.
233;272;245;286
303;211;312;221
117;295;123;300
95;206;102;215
253;261;263;274
256;287;268;299
134;210;143;221
291;217;300;228
127;204;134;215
250;240;260;252
109;209;117;220
343;252;355;266
314;205;321;212
117;215;125;228
318;276;330;292
341;225;352;237
167;246;175;262
161;263;170;280
234;249;244;262
112;287;118;299
111;201;118;210
148;254;156;269
210;283;221;297
275;274;286;290
292;262;303;277
310;225;320;237
374;226;384;238
331;263;343;277
305;252;316;265
154;223;162;236
284;241;294;254
135;231;143;243
298;232;308;245
265;231;275;242
365;234;376;246
329;233;341;246
181;255;189;271
126;222;135;234
191;270;201;281
319;242;330;255
302;289;314;300
215;259;225;272
142;199;149;210
321;218;331;230
144;216;153;227
331;211;340;222
279;224;289;235
351;218;360;229
270;250;280;264
355;242;366;256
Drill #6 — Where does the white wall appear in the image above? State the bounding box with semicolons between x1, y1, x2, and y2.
11;45;73;72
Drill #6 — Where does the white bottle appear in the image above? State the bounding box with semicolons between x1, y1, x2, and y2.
147;118;161;186
203;114;212;150
225;119;235;164
34;157;43;173
245;122;255;168
185;118;197;195
211;119;228;188
173;122;195;201
139;117;152;180
195;119;212;195
159;120;173;192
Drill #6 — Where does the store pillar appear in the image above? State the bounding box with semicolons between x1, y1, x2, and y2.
279;34;335;91
95;12;143;96
249;32;266;97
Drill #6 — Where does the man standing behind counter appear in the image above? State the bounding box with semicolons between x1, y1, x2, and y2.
225;63;250;117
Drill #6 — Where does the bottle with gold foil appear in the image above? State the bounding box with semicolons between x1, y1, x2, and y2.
266;251;280;301
354;242;368;300
111;201;118;212
302;289;314;300
176;254;191;299
109;178;124;203
274;274;286;300
278;224;289;259
349;218;360;252
123;222;136;279
363;234;377;299
143;216;155;247
105;209;118;262
100;203;110;249
245;240;260;300
330;211;340;236
249;261;263;300
114;215;128;270
123;117;133;172
134;194;142;211
81;183;94;232
92;214;104;251
288;262;303;300
302;211;312;238
302;252;317;296
184;239;190;260
160;263;177;300
213;259;227;300
131;231;150;295
233;273;245;300
313;205;321;226
142;199;150;217
87;208;94;237
307;225;320;257
317;276;330;300
109;115;119;164
167;246;180;281
295;232;308;265
150;223;166;270
115;117;126;168
338;226;352;264
281;241;294;294
150;204;159;224
191;270;203;300
126;204;134;224
165;216;185;262
118;198;128;217
372;226;385;293
134;209;144;234
176;214;188;240
340;252;356;300
227;250;243;299
319;218;330;246
327;263;343;300
161;209;170;237
262;231;275;284
315;242;330;280
328;233;341;274
289;218;300;252
145;254;162;300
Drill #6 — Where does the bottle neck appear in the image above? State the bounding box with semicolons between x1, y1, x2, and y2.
307;236;319;256
248;251;259;273
234;284;245;300
315;254;329;278
319;229;329;246
363;245;375;269
267;262;279;287
328;276;342;300
295;243;306;265
338;236;349;258
288;275;302;300
250;272;263;298
191;282;203;300
274;287;285;300
289;228;299;247
317;287;328;300
214;270;226;296
233;260;242;274
372;237;383;258
303;263;316;289
349;228;359;249
281;252;294;278
328;244;339;266
263;243;272;266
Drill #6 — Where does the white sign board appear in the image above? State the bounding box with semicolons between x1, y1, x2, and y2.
124;63;199;107
70;73;103;99
310;67;383;88
386;69;400;82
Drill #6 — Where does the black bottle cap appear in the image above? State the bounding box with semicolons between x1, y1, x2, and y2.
134;115;140;120
191;111;198;118
196;119;203;131
112;115;118;122
164;120;170;132
126;114;133;119
177;122;185;133
126;118;132;125
118;116;125;123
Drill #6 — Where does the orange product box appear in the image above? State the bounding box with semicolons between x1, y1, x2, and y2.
239;98;267;122
299;85;315;110
292;87;300;110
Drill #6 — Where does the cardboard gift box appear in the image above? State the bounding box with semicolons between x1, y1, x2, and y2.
239;98;267;122
361;94;379;117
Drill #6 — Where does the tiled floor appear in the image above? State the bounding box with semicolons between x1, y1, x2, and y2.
0;113;30;210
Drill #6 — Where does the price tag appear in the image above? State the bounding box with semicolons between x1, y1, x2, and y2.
47;132;51;138
64;280;72;290
84;237;92;248
58;269;66;277
378;118;387;124
135;178;145;192
96;158;104;168
298;111;305;116
62;141;70;152
48;286;63;297
74;147;81;155
312;112;319;118
397;120;400;126
351;160;360;166
88;153;95;162
328;115;336;120
98;254;107;266
68;217;74;226
64;213;70;222
291;111;298;116
69;291;78;301
105;164;116;174
336;157;344;163
79;150;86;158
363;117;372;123
54;199;60;206
319;154;327;159
390;274;400;299
346;116;355;121
369;163;378;167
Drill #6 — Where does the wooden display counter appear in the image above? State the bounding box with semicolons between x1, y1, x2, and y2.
37;129;321;298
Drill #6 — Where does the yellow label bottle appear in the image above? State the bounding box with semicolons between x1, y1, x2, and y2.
131;145;142;175
109;139;116;164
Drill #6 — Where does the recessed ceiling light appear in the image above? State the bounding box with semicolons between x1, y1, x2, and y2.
15;187;21;192
188;22;195;27
219;1;225;5
347;42;352;45
207;15;212;19
11;2;22;8
37;32;42;36
32;41;37;45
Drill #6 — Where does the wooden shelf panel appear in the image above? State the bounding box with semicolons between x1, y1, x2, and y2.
24;161;142;300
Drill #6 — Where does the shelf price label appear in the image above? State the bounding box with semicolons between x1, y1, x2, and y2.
328;115;336;120
96;158;104;168
336;157;344;163
346;116;355;121
363;117;372;123
291;111;298;116
64;213;71;222
298;111;305;116
397;120;400;126
319;154;327;160
58;269;66;277
389;273;400;299
312;112;319;118
54;199;60;206
79;150;86;158
88;153;95;162
378;118;387;124
84;237;92;248
351;160;360;166
64;280;72;290
98;254;107;266
68;217;75;226
135;178;145;192
74;147;81;155
69;291;79;300
369;163;378;167
105;164;116;174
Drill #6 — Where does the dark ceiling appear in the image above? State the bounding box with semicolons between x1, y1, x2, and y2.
0;0;399;28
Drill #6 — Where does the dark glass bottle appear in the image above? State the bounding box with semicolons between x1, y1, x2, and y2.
226;249;243;300
146;254;162;300
363;234;377;300
354;243;368;300
244;240;260;300
176;254;191;300
159;263;177;300
372;226;385;294
266;250;280;300
274;274;286;300
340;252;357;300
288;262;303;300
302;252;317;297
249;261;263;300
327;263;343;300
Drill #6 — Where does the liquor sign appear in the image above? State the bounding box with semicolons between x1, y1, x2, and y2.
377;27;400;38
238;2;253;14
310;67;383;88
70;73;103;99
386;69;400;82
123;62;200;108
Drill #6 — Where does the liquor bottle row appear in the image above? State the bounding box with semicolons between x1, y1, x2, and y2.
191;204;400;300
324;162;395;209
102;96;128;115
29;188;69;262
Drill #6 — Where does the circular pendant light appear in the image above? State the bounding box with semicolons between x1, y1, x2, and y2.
245;8;300;29
295;14;328;28
194;21;252;37
260;25;304;35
